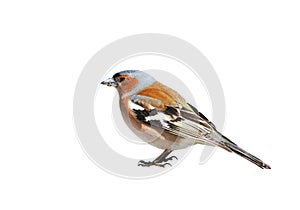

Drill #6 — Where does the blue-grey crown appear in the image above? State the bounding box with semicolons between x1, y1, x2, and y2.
114;70;156;96
113;70;144;78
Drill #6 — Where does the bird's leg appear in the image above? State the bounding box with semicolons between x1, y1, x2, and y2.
138;149;177;167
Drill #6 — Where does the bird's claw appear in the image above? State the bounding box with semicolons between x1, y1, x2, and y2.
138;160;172;168
162;155;178;162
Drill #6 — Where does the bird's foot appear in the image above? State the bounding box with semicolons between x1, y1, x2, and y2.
161;155;178;163
138;160;172;168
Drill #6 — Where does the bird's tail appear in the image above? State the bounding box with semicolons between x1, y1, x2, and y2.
214;133;271;169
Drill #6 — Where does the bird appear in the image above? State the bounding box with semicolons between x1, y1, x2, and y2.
101;70;271;169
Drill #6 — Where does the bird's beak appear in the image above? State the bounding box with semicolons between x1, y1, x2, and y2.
101;78;117;87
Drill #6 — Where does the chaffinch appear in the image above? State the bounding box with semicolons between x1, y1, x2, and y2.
101;70;271;169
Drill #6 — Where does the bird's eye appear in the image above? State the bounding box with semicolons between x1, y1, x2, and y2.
118;77;126;82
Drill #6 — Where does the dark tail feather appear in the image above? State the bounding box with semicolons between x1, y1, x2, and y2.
221;135;271;169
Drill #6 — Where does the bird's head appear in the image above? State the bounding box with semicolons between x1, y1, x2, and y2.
101;70;156;95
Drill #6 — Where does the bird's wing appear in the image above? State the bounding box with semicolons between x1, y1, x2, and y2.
129;95;228;148
187;102;216;129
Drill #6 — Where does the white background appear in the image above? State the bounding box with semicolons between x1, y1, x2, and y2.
0;1;299;209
